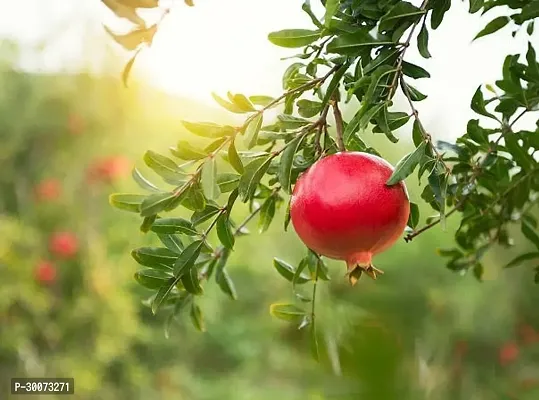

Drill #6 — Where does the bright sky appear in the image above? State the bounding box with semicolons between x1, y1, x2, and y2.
0;0;537;139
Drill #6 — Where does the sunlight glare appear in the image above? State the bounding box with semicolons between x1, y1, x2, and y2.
138;0;313;105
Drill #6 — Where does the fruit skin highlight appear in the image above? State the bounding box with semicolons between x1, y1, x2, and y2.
290;152;410;285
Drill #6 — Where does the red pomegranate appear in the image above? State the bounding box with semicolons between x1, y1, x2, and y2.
35;261;57;284
290;152;410;284
49;232;79;259
499;341;519;366
87;156;131;184
35;179;62;202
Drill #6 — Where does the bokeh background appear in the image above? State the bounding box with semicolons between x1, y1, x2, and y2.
1;1;539;399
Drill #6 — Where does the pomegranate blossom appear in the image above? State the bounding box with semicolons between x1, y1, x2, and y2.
290;152;410;285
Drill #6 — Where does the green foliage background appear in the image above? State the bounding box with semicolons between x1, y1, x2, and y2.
1;0;539;398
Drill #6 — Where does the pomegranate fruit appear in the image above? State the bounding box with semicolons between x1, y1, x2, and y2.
87;156;131;184
290;152;410;284
35;179;62;202
499;341;519;366
35;261;57;284
49;231;79;259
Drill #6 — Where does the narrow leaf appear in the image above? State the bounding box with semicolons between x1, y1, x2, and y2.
279;135;306;193
386;141;427;185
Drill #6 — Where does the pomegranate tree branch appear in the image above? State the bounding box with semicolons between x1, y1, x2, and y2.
404;206;460;242
233;187;281;236
387;0;429;99
331;96;345;152
399;76;449;172
258;64;342;114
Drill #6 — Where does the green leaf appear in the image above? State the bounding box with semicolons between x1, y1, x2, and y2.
403;82;427;101
216;213;235;249
216;173;240;193
343;104;369;143
151;279;176;315
143;150;185;184
359;102;386;131
244;114;263;150
173;240;204;276
249;95;274;106
228;93;256;112
109;193;146;213
516;2;539;24
191;205;221;226
268;29;320;48
327;31;394;55
259;196;276;233
417;23;431;59
171;141;207;161
269;303;306;322
132;167;160;192
204;137;228;153
469;0;483;13
184;185;206;211
140;214;156;233
379;1;424;32
140;192;176;217
228;141;244;174
302;0;323;28
238;156;273;202
386;141;427;185
474;16;509;41
181;121;235;138
471;86;497;120
216;267;237;300
201;157;221;200
428;171;448;229
189;303;206;332
522;220;539;250
157;234;184;254
505;134;534;172
407;202;420;229
297;99;323;118
134;269;172;290
324;0;340;28
150;218;198;235
321;62;350;107
273;258;311;284
181;267;204;295
505;252;539;268
402;61;431;79
375;104;399;143
211;92;245;113
365;65;396;105
279;135;306;194
430;0;450;30
363;48;400;75
277;114;311;129
131;247;178;270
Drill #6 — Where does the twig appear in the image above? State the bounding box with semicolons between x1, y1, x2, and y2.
310;258;319;324
258;64;342;114
509;109;528;128
331;95;345;152
399;75;449;172
232;189;280;236
387;0;430;100
405;206;460;242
